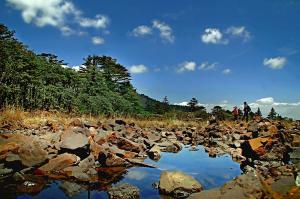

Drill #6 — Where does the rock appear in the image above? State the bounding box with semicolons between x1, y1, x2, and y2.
159;141;182;153
0;167;13;176
108;183;140;199
60;130;88;150
117;137;142;153
68;118;84;127
290;147;300;160
37;153;79;174
271;175;296;195
293;135;300;147
268;125;278;135
146;132;161;142
243;137;272;157
59;181;83;198
106;153;130;167
247;122;258;133
159;171;203;196
188;188;221;199
0;134;48;167
89;136;102;158
0;142;19;159
17;175;46;194
148;145;161;161
220;171;263;199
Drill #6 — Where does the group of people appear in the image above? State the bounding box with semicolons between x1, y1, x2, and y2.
232;102;251;122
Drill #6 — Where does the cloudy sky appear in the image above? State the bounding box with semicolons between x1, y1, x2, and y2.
1;0;300;119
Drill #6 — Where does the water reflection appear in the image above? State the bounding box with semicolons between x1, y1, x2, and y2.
2;145;242;199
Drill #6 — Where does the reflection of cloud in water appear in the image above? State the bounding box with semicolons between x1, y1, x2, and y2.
126;170;147;181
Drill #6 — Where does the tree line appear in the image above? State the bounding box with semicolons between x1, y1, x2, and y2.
0;24;141;115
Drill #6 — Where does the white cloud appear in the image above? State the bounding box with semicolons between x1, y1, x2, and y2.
249;97;300;119
263;57;287;69
78;14;109;29
129;64;148;74
256;97;274;105
71;65;85;71
152;20;175;43
7;0;75;27
199;62;217;71
91;36;105;45
222;68;231;75
131;25;152;37
7;0;109;36
201;28;227;44
226;26;251;42
177;61;196;73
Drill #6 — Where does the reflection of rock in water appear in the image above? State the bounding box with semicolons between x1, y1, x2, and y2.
107;183;140;199
94;167;128;190
59;181;83;197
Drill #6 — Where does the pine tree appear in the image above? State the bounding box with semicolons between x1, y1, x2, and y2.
188;98;198;112
255;108;262;117
163;96;169;105
267;107;277;120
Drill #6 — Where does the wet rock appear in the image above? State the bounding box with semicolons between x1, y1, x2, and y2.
59;181;83;198
37;153;79;175
60;130;88;150
188;188;221;199
0;166;13;176
17;175;46;194
108;183;139;199
159;171;203;196
148;145;161;161
159;141;182;153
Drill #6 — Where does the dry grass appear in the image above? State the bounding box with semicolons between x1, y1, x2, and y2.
0;107;207;130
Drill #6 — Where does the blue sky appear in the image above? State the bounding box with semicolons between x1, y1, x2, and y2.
1;0;300;118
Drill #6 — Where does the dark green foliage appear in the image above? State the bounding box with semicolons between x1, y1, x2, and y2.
211;106;226;120
255;108;262;117
267;107;277;120
187;97;198;112
0;24;142;115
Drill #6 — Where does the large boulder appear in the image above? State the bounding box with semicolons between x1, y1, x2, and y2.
37;153;79;175
0;134;48;167
60;130;88;150
108;183;139;199
159;171;203;196
220;171;263;199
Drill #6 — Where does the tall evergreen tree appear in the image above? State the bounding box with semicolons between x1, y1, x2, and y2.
255;108;262;117
267;107;277;120
188;98;198;112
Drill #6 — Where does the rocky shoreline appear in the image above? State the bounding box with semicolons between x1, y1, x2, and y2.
0;118;299;198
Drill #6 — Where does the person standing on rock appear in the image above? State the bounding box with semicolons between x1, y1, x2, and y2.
242;102;251;122
232;106;239;121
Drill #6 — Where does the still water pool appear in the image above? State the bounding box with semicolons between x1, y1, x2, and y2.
17;145;242;199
